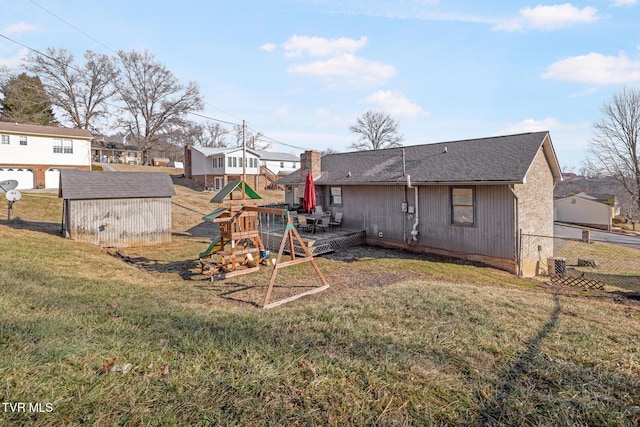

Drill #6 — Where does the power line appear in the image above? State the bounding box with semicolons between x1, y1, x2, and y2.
189;112;240;127
1;19;314;152
28;0;119;55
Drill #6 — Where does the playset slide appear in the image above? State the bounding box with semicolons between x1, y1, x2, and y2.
199;236;223;259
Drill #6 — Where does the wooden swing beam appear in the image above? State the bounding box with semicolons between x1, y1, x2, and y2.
244;206;329;309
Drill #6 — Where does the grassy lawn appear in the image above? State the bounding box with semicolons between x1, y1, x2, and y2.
1;178;640;425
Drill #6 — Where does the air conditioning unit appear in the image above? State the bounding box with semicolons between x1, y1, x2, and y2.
547;257;567;276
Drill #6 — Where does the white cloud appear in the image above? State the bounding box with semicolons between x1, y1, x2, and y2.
494;4;600;31
283;35;368;58
0;48;29;68
2;22;39;35
260;43;277;52
365;90;429;119
314;107;332;118
288;53;396;87
613;0;637;6
274;107;289;116
500;118;566;135
542;52;640;84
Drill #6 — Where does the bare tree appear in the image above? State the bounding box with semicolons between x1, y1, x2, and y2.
617;191;640;230
585;87;640;224
321;147;340;155
349;110;403;151
200;122;229;147
230;124;270;150
25;48;117;131
165;121;229;148
115;50;204;164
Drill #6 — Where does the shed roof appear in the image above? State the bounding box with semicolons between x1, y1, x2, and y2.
59;169;176;200
0;122;93;140
278;132;562;186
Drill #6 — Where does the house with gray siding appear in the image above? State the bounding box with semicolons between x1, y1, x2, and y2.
278;132;562;276
59;169;176;247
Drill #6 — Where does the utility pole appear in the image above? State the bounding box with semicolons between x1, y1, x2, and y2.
242;119;247;200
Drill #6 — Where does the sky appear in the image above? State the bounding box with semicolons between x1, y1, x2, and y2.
1;0;640;170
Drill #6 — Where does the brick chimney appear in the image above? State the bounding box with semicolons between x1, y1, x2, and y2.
298;150;323;210
300;150;321;179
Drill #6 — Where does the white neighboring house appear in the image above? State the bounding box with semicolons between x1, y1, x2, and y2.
255;150;299;176
185;146;261;191
0;122;93;189
554;192;618;231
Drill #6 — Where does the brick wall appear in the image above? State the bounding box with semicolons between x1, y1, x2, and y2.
515;147;555;276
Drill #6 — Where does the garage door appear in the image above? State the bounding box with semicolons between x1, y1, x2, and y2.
0;167;34;189
45;168;60;189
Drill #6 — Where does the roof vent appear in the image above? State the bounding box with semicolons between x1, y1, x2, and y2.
444;146;448;153
347;171;352;177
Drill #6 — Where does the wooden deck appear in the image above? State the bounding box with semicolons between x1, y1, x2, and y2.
260;227;366;256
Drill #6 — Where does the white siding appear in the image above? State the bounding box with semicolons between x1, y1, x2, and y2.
554;197;613;229
262;159;298;175
0;134;91;167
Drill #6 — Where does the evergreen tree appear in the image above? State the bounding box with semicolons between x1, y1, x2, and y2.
0;73;57;125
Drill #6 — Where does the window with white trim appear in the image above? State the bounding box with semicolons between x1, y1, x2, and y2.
1;135;9;144
63;139;73;153
53;139;73;153
19;136;27;146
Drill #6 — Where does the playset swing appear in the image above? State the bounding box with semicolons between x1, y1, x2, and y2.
199;180;328;308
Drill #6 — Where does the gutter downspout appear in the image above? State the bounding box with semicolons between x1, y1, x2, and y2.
407;174;419;242
510;184;521;276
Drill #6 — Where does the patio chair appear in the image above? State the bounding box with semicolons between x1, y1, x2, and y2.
329;212;343;230
297;216;313;232
316;216;330;233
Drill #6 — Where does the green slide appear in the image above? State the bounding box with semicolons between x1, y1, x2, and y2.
199;236;223;259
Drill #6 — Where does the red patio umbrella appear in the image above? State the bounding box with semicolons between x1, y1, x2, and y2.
302;172;316;214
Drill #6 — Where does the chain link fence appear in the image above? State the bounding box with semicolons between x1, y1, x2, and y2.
520;231;640;292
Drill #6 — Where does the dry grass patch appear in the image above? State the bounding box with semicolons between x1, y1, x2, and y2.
2;178;640;425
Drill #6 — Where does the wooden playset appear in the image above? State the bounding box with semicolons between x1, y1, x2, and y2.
199;181;328;308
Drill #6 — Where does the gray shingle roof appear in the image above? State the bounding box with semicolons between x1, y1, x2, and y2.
59;170;176;200
254;150;299;162
0;122;93;139
278;132;561;185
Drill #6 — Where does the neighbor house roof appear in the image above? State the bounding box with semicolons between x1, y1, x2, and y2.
574;192;617;205
0;122;93;140
191;146;260;157
59;169;176;200
554;192;617;207
279;132;562;186
254;150;299;162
